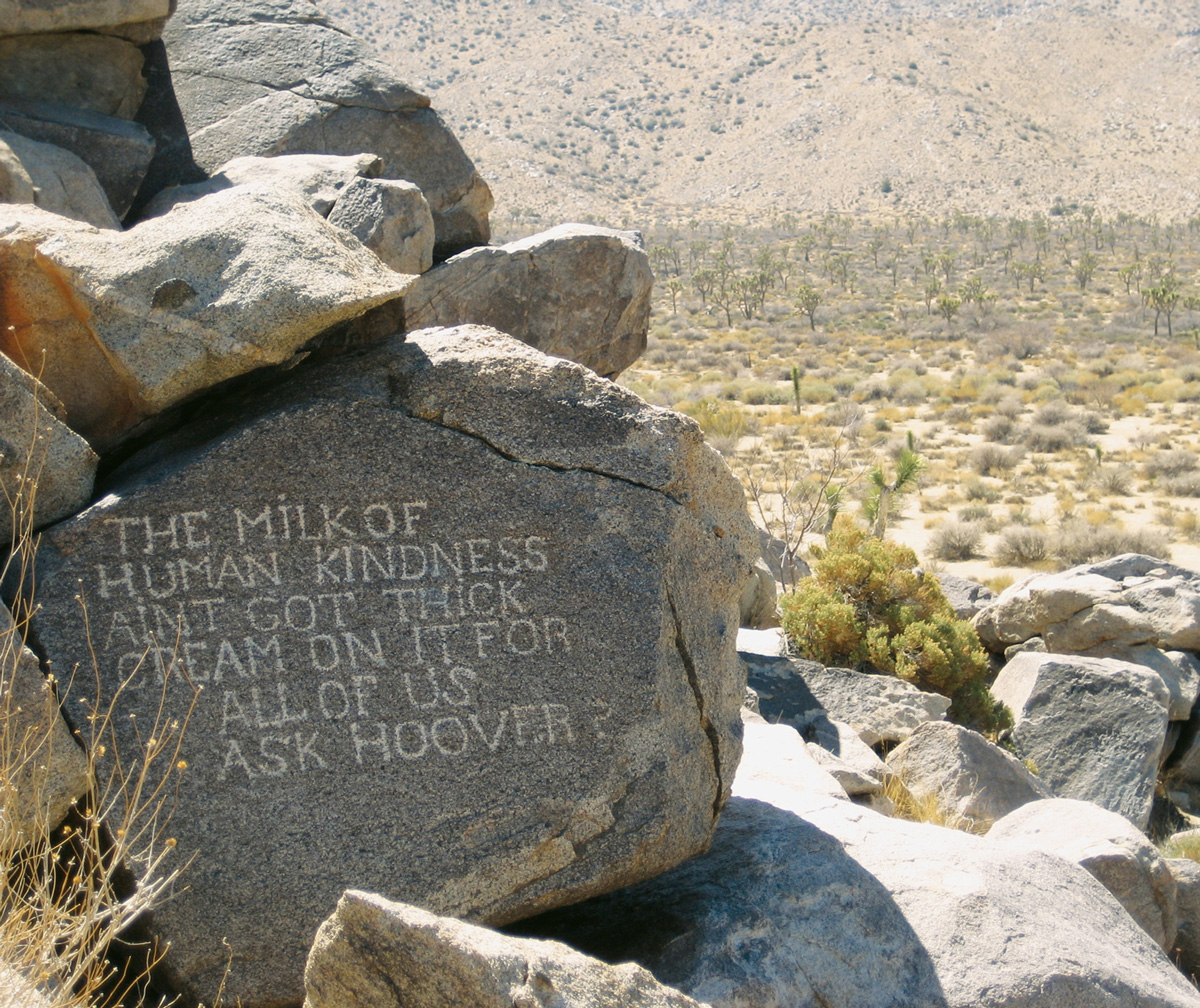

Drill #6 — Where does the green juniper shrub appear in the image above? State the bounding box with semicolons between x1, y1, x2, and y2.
780;516;1011;734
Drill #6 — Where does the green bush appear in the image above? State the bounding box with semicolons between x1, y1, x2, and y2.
780;517;1010;733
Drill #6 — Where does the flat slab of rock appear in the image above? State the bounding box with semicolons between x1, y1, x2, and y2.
975;554;1200;655
742;651;949;746
991;651;1169;829
403;224;652;378
146;0;491;257
27;326;755;1008
515;719;1200;1008
0;130;120;229
140;153;384;219
990;798;1178;951
0;33;146;119
0;189;408;448
0;353;97;543
885;720;1052;830
304;890;709;1008
0;98;154;217
0;0;170;35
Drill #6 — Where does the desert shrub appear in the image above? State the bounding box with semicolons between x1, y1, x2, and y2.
981;415;1016;443
1146;449;1199;480
1021;420;1089;452
1092;465;1133;495
930;520;983;561
1164;472;1200;497
963;478;1001;502
1052;521;1171;566
957;504;992;523
780;517;1010;733
970;442;1023;476
992;525;1051;565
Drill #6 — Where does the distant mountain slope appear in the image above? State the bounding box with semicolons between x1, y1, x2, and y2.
324;0;1200;224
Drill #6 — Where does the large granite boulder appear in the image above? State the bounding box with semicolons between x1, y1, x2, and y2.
974;554;1200;656
0;189;408;448
514;716;1200;1008
403;224;653;379
990;798;1178;951
935;573;994;620
142;0;491;257
26;325;756;1008
884;720;1052;830
0;131;121;229
0;354;97;544
0;33;146;119
0;98;154;217
304;891;708;1008
741;651;949;746
0;600;91;837
990;651;1169;829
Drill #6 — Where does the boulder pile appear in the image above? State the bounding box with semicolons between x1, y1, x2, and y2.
4;2;1200;1008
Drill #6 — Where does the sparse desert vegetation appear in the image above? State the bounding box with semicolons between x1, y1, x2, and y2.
589;205;1200;584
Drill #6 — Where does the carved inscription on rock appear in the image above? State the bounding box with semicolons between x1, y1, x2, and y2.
83;498;618;781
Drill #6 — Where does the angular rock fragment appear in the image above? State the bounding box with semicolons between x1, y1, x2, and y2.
0;189;408;447
0;0;171;35
404;224;652;379
0;354;96;543
885;720;1052;830
0;131;121;229
990;798;1178;951
148;0;491;256
327;177;434;275
1168;856;1200;981
742;651;949;746
304;891;710;1008
990;651;1169;829
27;326;756;1008
0;98;154;217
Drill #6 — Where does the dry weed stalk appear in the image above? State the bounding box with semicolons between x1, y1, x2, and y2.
0;400;192;1008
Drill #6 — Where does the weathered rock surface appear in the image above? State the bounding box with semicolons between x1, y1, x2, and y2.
975;554;1200;655
991;651;1169;829
990;798;1178;951
0;189;408;448
0;131;120;229
0;354;97;543
885;720;1052;829
802;717;887;796
742;651;949;746
0;601;90;837
738;710;848;804
305;890;710;1008
0;98;154;216
1169;857;1200;981
403;224;652;379
327;177;434;275
0;34;146;119
935;573;994;620
140;153;384;219
737;559;776;629
1125;644;1200;721
147;0;491;256
757;529;810;591
516;716;1200;1008
27;325;755;1008
734;626;786;657
0;0;171;35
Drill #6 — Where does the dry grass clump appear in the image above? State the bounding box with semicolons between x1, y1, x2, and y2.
930;520;984;561
992;525;1052;566
882;774;986;835
0;436;191;1008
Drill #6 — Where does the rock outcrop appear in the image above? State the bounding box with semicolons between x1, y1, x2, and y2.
143;0;492;257
29;326;755;1008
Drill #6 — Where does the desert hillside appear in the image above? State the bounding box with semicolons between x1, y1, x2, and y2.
327;0;1200;229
